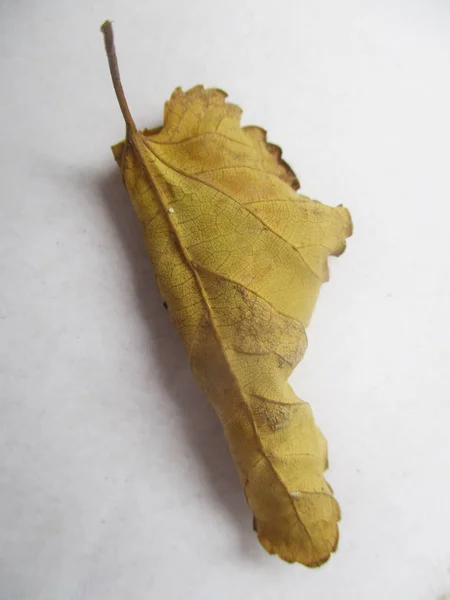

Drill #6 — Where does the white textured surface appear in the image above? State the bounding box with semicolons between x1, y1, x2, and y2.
1;1;450;599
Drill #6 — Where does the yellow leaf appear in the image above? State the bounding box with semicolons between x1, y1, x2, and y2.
101;21;352;567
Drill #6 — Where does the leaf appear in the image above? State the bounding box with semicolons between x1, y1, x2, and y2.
101;21;352;567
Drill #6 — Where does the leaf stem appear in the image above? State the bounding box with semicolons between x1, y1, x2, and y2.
101;20;137;134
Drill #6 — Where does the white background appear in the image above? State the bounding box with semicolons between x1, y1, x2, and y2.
1;1;450;599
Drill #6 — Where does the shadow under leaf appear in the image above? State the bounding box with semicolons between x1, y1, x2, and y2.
97;169;259;559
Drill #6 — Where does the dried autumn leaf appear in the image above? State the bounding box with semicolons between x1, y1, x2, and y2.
101;21;352;567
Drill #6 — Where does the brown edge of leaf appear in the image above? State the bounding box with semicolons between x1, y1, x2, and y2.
243;125;300;191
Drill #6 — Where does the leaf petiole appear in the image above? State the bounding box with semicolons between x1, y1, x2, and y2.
101;20;137;135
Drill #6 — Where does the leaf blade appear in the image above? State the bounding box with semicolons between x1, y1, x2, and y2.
102;24;352;567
